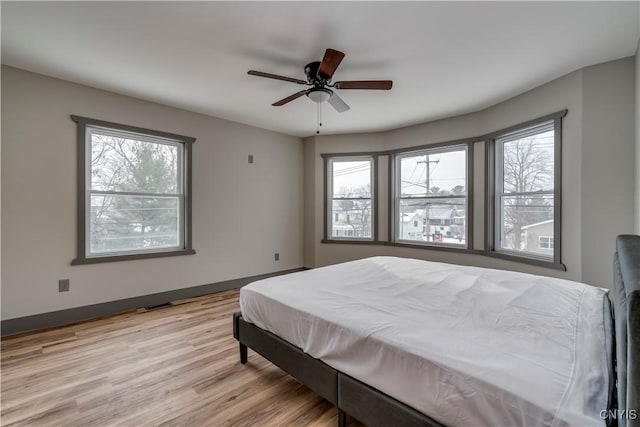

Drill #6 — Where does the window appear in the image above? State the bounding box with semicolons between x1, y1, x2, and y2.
393;144;469;247
72;116;195;264
326;156;374;241
490;114;563;266
320;111;565;270
539;236;554;249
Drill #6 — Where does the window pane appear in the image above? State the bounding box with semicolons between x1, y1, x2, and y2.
91;132;179;194
332;160;371;198
501;128;554;193
500;194;554;257
538;236;554;249
90;194;179;254
399;150;466;197
398;199;466;245
331;200;372;239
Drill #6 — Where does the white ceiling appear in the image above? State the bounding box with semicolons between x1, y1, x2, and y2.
2;2;639;138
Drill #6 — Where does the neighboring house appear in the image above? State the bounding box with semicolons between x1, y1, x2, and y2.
521;219;554;256
426;206;465;239
398;210;426;241
332;211;371;238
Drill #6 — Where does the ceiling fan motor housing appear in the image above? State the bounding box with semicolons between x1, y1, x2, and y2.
304;61;325;84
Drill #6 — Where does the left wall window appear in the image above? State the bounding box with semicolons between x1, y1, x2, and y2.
326;156;375;241
72;116;196;264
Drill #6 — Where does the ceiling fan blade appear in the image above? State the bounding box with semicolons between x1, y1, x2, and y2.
328;93;350;113
334;80;393;90
317;49;345;80
272;90;309;106
248;70;308;85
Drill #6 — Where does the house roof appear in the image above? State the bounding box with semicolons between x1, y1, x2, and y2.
333;224;356;230
521;219;554;230
400;210;423;223
428;207;455;220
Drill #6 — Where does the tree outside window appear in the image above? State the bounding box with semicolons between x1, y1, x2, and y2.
495;121;556;259
327;158;374;241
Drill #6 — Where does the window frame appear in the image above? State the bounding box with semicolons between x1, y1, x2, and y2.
322;154;378;243
71;115;196;265
485;110;566;270
390;141;473;250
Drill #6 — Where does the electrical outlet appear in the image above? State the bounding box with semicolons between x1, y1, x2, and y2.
248;154;254;164
59;279;70;292
274;253;279;261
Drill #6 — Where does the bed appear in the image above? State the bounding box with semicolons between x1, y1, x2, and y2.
233;235;640;426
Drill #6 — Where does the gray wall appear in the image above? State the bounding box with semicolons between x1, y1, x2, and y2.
636;39;640;234
308;133;387;267
1;66;304;320
581;58;636;288
303;136;316;268
2;53;637;321
305;57;637;289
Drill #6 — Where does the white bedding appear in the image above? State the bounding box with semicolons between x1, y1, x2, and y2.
240;256;611;427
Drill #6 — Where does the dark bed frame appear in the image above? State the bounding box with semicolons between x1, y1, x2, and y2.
233;235;640;426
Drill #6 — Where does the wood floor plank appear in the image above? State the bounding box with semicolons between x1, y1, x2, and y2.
1;289;364;426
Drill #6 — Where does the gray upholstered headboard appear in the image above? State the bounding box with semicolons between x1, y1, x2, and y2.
614;234;640;427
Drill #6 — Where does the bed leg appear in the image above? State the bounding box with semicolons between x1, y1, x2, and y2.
239;342;248;364
338;408;347;427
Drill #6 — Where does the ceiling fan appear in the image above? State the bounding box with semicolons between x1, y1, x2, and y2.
247;48;392;114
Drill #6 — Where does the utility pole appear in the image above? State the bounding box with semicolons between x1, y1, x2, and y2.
417;156;440;194
417;156;439;241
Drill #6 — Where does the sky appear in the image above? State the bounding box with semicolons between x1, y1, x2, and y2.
330;147;467;198
399;148;466;196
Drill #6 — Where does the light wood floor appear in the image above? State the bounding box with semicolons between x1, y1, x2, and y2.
1;289;364;426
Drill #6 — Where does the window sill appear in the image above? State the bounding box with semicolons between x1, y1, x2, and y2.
71;249;196;265
321;239;380;245
384;241;477;254
320;239;567;272
484;251;566;271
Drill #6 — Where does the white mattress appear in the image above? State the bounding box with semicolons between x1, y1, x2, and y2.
240;256;611;427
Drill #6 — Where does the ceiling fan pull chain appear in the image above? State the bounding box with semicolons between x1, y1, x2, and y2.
316;103;321;134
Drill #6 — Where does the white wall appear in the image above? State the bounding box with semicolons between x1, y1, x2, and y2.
1;66;304;320
306;57;636;288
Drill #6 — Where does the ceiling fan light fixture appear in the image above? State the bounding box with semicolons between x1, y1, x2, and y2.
307;88;332;104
